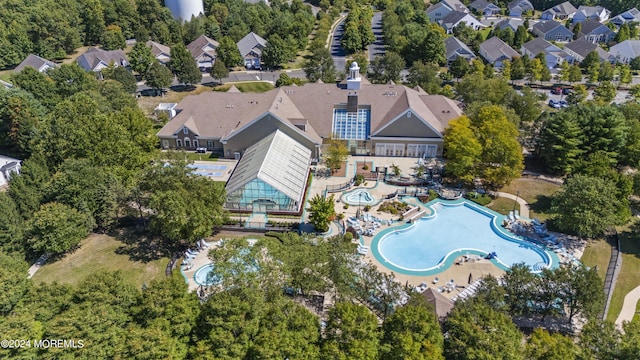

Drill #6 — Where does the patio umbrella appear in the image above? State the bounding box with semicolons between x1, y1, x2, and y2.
468;273;473;285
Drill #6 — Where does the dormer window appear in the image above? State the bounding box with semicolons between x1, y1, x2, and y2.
183;128;189;134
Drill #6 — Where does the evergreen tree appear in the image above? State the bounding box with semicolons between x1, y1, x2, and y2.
169;43;202;85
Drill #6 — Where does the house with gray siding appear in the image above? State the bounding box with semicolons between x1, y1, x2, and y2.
468;0;501;16
508;0;533;17
521;38;571;68
444;37;477;63
540;2;577;21
578;19;615;44
532;21;573;42
564;38;612;63
573;6;610;23
426;0;468;23
610;8;640;27
609;40;640;64
478;36;520;68
14;54;57;73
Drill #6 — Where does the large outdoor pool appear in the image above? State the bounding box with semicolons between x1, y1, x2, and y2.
188;164;228;178
194;264;220;286
372;200;556;276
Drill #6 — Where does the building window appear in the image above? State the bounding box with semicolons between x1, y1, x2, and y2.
183;128;188;134
332;108;370;140
184;138;191;148
193;140;199;148
176;139;182;147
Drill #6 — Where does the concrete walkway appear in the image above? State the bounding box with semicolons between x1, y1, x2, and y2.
27;253;49;279
615;285;640;328
494;191;530;218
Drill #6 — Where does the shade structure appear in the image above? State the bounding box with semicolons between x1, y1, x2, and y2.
225;130;311;212
422;287;454;320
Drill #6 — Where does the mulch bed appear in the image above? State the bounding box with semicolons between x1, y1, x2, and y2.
331;161;347;177
355;161;374;177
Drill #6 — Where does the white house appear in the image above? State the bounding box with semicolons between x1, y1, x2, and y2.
14;54;57;73
0;155;21;188
478;36;520;68
521;38;571;68
76;48;129;73
572;6;610;23
578;19;616;44
187;35;219;70
146;40;172;65
540;2;577;21
440;11;486;34
609;40;640;64
564;38;613;63
508;0;534;17
426;0;468;23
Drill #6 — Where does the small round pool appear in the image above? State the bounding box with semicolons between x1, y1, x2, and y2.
194;264;220;286
342;188;376;206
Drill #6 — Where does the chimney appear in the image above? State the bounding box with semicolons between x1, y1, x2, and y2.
347;92;358;113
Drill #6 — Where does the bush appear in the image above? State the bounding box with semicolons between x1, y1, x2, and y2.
354;174;365;186
343;204;350;209
344;232;353;241
337;213;345;220
364;205;371;212
362;164;369;170
464;192;492;206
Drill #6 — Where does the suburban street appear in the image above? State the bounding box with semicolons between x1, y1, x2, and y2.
329;16;348;72
368;11;385;62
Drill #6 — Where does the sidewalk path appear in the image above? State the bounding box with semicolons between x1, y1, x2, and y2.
493;191;530;218
615;284;640;328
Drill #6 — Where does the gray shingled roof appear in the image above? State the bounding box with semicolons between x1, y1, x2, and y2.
441;11;470;27
187;35;220;59
469;0;499;11
237;32;267;58
522;38;557;55
444;37;476;60
545;1;577;16
76;48;128;72
579;18;612;35
576;5;608;18
14;54;57;73
479;36;520;63
533;21;565;34
495;18;525;32
564;38;612;60
146;40;171;58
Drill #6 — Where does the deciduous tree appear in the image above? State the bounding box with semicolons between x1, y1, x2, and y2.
129;42;157;75
27;202;94;254
443;116;482;183
169;42;202;85
307;194;335;233
322;302;380;360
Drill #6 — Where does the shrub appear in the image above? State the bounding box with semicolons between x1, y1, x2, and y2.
354;174;365;186
464;192;492;206
362;164;369;170
337;213;345;220
343;204;350;209
344;232;353;241
364;205;371;212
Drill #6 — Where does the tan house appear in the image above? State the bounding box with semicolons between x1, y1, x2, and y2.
187;35;219;70
156;63;462;160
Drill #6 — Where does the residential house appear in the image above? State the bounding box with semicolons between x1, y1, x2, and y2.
564;38;612;63
468;0;501;17
426;0;468;24
578;19;615;44
532;21;573;42
609;40;640;64
237;32;267;69
610;8;640;27
478;36;520;67
521;38;571;68
494;18;526;32
572;6;610;23
440;11;486;34
146;40;172;65
444;37;477;63
187;35;219;70
540;1;577;21
14;54;57;73
157;62;462;160
76;47;129;73
0;155;21;188
508;0;533;17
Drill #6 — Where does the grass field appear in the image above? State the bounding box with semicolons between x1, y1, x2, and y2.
580;238;612;281
487;196;520;215
214;81;274;93
31;234;169;288
606;222;640;323
500;178;561;221
137;84;214;116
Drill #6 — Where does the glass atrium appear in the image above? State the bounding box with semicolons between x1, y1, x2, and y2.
225;130;311;212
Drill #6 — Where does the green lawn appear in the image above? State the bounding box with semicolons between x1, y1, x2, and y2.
31;234;169;288
606;223;640;323
214;81;275;93
500;178;561;221
580;238;611;281
162;151;219;162
486;196;520;215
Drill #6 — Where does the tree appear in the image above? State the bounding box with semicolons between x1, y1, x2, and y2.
566;83;588;104
102;65;137;93
618;64;632;84
615;23;630;42
369;52;405;83
210;59;228;84
443;116;482;183
525;328;579;360
321;302;380;360
381;302;444;359
144;61;174;94
581;50;600;70
307;194;335;233
568;63;583;83
455;74;515;105
341;20;363;54
559;60;570;83
551;175;629;237
511;56;526;80
0;194;24;253
472;105;524;187
502;59;512;80
593;81;616;103
140;160;227;244
262;33;293;68
129;42;156;75
514;25;528;48
0;87;46;155
572;22;582;40
598;61;615;82
444;301;525;360
303;46;336;83
406;61;441;94
0;250;30;315
217;36;243;68
579;320;621;360
535;53;552;82
169;42;202;85
631;56;640;71
526;57;543;84
103;24;126;50
27;202;94;254
449;56;470;79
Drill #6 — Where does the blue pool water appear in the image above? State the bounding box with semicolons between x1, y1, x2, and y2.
189;164;228;171
373;201;554;275
342;188;376;205
193;170;224;177
194;264;220;286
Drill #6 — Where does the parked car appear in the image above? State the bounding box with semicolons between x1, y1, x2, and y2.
558;100;568;108
548;99;562;109
562;88;572;95
551;87;562;95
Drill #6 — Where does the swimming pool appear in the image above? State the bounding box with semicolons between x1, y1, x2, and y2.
342;188;377;206
194;264;220;286
372;200;556;275
189;164;228;171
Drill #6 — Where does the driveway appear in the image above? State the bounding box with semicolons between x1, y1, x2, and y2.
330;16;348;72
368;11;385;62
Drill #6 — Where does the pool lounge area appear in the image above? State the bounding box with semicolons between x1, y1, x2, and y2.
371;199;560;276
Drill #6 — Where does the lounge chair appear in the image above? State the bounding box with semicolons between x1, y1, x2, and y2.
433;277;439;284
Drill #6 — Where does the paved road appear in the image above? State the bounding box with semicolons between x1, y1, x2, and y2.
330;17;348;72
368;11;385;62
